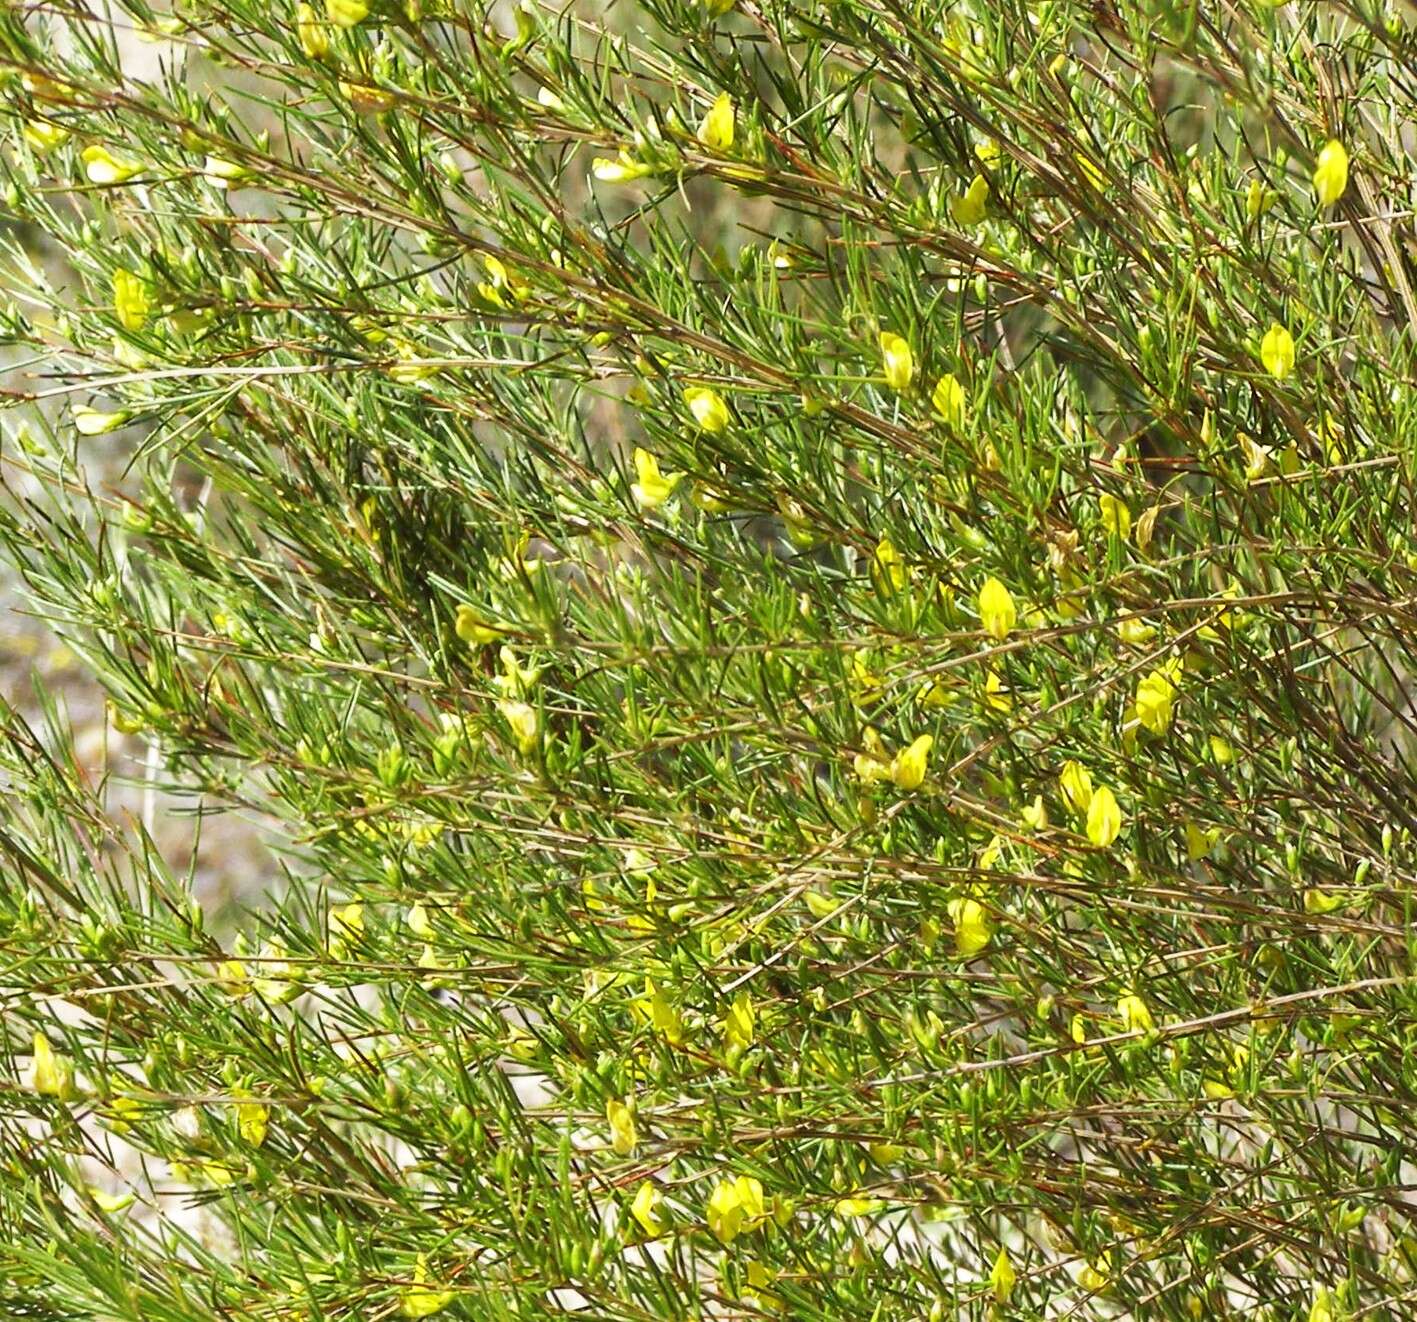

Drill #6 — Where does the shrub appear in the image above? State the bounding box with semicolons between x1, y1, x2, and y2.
2;1;1417;1317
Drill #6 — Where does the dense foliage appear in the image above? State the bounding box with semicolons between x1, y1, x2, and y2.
4;0;1417;1317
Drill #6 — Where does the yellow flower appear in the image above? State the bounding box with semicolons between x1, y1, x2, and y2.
297;2;330;58
453;603;504;646
1059;759;1093;814
949;172;989;226
977;575;1016;641
27;1031;75;1099
684;385;730;432
631;447;683;510
74;406;129;436
1260;322;1295;380
1079;1253;1111;1292
697;92;735;151
325;0;368;27
398;1258;455;1318
1086;785;1123;847
1304;888;1346;915
592;150;654;183
630;1180;665;1237
1021;794;1048;831
202;156;249;190
233;1088;270;1147
853;726;891;785
24;119;69;153
1245;177;1275;220
931;372;966;428
407;901;435;940
1313;139;1348;207
1240;432;1273;482
496;699;540;753
606;1097;638;1155
706;1175;766;1243
217;958;251;996
946;896;991;957
1097;492;1130;540
723;991;756;1051
1134;661;1179;734
1308;1285;1339;1322
889;734;933;792
82;145;140;185
872;536;908;591
879;331;914;392
639;978;684;1045
112;269;151;333
89;1187;135;1214
742;1260;778;1309
1117;992;1154;1034
328;902;364;954
984;668;1011;712
989;1245;1017;1304
1186;821;1221;860
833;1194;883;1218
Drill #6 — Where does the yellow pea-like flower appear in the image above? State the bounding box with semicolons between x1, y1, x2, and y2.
879;331;914;392
606;1097;638;1155
853;725;891;785
1117;992;1155;1034
948;173;989;226
1134;661;1179;735
112;269;151;333
631;1180;666;1237
325;0;368;28
398;1258;455;1318
931;372;966;428
1060;761;1093;814
723;991;755;1051
989;1245;1017;1304
706;1174;766;1243
82;145;140;185
297;2;330;58
889;734;933;791
697;91;735;152
89;1187;135;1213
27;1031;75;1099
684;384;730;432
453;603;504;646
592;151;655;183
631;447;683;510
638;978;685;1045
946;896;991;957
496;698;540;753
24;120;69;153
328;901;364;955
1260;322;1295;380
873;536;908;591
233;1088;270;1147
1086;785;1123;847
977;575;1017;641
1097;492;1131;540
1186;821;1221;860
1245;176;1275;220
1312;139;1348;208
407;901;435;939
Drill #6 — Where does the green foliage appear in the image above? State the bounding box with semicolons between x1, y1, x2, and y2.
4;0;1417;1317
